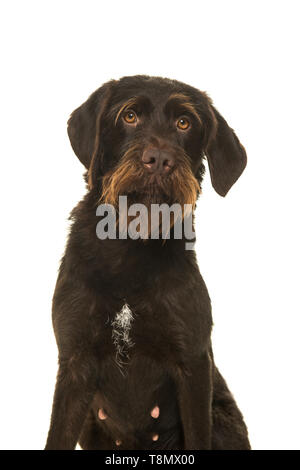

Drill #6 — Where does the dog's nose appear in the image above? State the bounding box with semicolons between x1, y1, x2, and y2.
142;148;174;174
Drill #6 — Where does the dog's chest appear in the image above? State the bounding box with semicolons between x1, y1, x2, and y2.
104;298;193;369
97;264;211;366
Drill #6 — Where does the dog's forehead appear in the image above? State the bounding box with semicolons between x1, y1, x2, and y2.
112;76;197;109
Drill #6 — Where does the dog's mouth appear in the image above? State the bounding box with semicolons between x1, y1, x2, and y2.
98;144;200;240
100;144;200;210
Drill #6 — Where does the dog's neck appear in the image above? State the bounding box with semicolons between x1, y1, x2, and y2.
67;190;196;297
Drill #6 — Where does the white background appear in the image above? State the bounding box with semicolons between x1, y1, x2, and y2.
0;0;299;450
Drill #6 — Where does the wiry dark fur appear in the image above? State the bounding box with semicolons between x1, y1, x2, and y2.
45;75;250;450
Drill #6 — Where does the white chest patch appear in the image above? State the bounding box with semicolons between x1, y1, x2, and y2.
111;303;134;368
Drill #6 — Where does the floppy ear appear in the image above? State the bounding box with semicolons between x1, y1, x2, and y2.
205;106;247;197
67;80;115;173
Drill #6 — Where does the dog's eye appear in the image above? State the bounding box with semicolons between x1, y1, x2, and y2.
123;110;137;124
177;117;190;130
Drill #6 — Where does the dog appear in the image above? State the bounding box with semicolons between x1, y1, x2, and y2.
45;75;250;450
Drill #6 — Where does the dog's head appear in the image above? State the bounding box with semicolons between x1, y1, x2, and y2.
67;75;246;209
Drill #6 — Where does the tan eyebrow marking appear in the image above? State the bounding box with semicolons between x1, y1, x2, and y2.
167;93;202;125
114;97;139;125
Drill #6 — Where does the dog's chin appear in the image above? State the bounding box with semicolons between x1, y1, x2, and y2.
126;192;173;209
103;170;180;207
126;176;177;207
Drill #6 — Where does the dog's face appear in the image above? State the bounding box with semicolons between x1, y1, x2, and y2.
67;76;247;208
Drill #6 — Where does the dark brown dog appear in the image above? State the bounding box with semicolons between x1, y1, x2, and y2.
45;75;250;450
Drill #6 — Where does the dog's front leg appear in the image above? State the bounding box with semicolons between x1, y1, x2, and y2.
176;352;213;450
45;357;97;450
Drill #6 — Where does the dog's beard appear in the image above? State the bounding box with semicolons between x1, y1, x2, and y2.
100;144;200;238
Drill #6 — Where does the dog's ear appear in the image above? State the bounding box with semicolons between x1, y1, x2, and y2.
67;80;115;175
205;105;247;197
